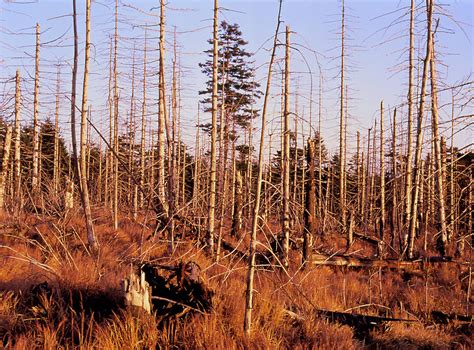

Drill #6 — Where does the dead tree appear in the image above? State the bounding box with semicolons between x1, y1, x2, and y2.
379;101;385;256
32;23;41;196
391;108;398;247
407;0;434;259
303;138;316;264
113;0;119;230
429;22;448;256
339;0;347;238
140;29;147;209
206;0;219;255
405;0;415;233
281;25;291;268
79;0;98;251
53;67;61;196
244;0;282;335
0;127;13;209
14;70;21;215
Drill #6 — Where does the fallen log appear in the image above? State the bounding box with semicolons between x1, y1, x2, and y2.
311;253;472;271
284;307;473;341
353;232;380;246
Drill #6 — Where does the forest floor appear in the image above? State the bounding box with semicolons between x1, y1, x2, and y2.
0;208;472;349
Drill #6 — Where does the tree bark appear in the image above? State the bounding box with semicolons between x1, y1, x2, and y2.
244;0;282;335
14;70;21;215
281;25;291;268
206;0;219;255
429;24;448;256
407;0;433;260
0;127;12;209
32;23;40;196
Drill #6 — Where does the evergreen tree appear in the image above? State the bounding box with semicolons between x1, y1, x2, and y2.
199;21;262;133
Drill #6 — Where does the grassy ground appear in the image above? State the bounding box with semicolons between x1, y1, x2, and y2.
0;209;472;349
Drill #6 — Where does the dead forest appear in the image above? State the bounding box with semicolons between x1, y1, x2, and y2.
0;0;472;349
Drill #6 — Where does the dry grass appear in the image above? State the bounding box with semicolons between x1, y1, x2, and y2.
0;209;472;349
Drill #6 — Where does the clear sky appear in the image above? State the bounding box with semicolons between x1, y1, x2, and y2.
1;0;472;158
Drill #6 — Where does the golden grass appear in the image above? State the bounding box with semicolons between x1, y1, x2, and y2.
0;209;472;349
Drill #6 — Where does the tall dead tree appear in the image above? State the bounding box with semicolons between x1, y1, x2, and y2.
379;101;385;256
32;23;41;195
79;0;98;251
113;0;119;230
339;0;347;237
14;70;21;214
429;20;448;256
391;108;398;246
405;0;415;233
53;67;61;196
140;29;147;209
281;25;291;268
407;0;434;259
70;0;98;251
206;0;219;254
303;138;316;264
244;0;282;335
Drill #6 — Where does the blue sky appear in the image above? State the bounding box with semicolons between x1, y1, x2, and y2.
1;0;472;157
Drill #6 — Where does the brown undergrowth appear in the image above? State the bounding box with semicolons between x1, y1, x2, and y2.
0;209;472;349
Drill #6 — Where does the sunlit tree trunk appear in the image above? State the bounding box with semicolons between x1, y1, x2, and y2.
339;0;347;236
32;23;41;196
80;0;98;251
14;70;21;215
429;25;448;256
281;25;291;268
0;127;12;209
113;0;119;230
53;67;61;196
379;101;385;256
407;0;433;259
140;29;147;209
391;108;398;247
303;138;316;264
244;0;282;335
405;0;415;236
206;0;219;254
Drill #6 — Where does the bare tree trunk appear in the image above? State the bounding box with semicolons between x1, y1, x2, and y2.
281;25;291;268
32;23;40;196
391;108;398;248
323;165;331;234
193;104;200;211
113;0;119;230
339;0;347;236
244;0;282;335
303;138;316;264
53;67;61;196
318;75;323;218
140;29;147;209
429;25;448;256
128;47;136;208
405;0;415;235
407;0;433;259
14;70;21;215
356;131;361;215
79;0;98;251
105;38;113;209
206;0;219;255
0;127;12;209
369;121;377;226
379;101;385;257
363;128;371;228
